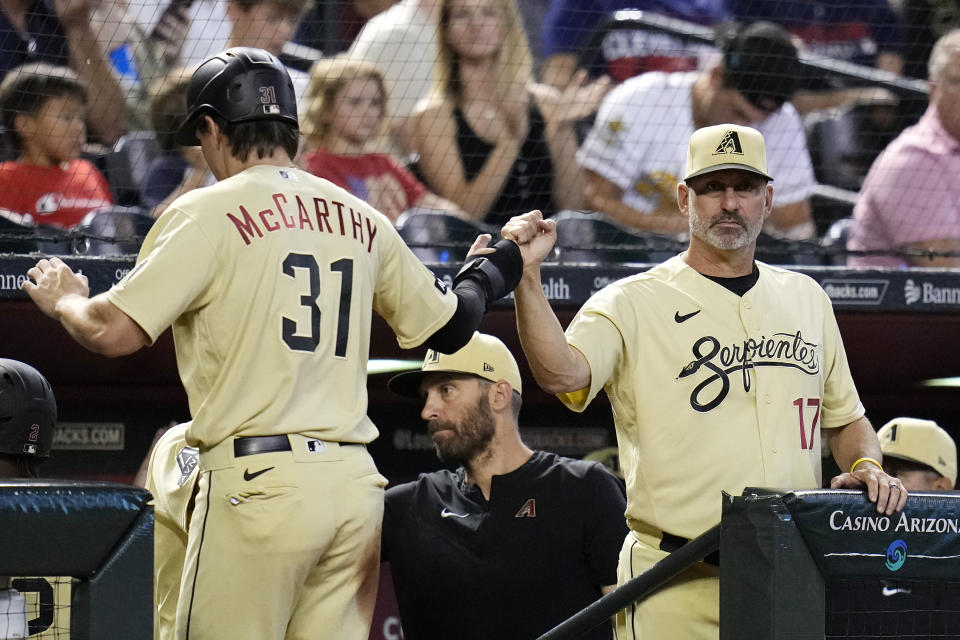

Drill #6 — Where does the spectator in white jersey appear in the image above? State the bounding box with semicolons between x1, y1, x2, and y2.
578;21;816;240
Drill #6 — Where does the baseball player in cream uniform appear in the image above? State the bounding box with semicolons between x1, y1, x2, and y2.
144;423;198;640
22;47;526;640
497;123;909;639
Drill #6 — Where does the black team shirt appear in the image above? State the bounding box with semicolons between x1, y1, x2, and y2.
382;450;628;639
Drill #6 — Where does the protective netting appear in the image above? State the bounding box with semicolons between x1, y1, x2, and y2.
2;578;72;639
827;577;960;639
0;0;957;267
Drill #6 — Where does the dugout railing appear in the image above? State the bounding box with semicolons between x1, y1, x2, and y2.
0;480;153;639
576;10;930;97
539;488;960;640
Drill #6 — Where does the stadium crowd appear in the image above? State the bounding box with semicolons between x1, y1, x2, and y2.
0;0;957;266
5;2;960;639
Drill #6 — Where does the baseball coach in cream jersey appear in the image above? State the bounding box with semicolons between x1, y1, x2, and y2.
497;123;908;639
23;47;528;640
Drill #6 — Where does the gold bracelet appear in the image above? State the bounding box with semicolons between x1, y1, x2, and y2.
850;457;883;474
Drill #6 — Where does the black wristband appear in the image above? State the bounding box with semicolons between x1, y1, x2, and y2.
453;239;523;308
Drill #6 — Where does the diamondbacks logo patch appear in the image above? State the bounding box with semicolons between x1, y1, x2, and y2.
176;446;199;487
713;130;744;155
515;498;536;518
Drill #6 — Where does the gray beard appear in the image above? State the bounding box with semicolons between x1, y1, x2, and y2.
689;204;762;251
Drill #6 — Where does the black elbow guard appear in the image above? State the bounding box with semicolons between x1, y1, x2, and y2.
424;280;485;353
452;239;523;309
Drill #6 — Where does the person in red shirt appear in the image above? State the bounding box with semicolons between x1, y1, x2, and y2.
0;63;112;229
300;56;462;223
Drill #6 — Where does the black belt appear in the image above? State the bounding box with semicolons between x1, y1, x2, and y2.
233;435;364;457
659;532;720;567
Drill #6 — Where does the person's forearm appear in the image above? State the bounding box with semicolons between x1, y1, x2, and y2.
829;416;883;474
54;294;145;357
451;137;521;219
63;23;127;144
545;121;587;210
514;267;589;393
54;294;118;354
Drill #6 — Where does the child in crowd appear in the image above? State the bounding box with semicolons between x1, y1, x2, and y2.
300;57;463;223
141;68;214;219
0;64;113;229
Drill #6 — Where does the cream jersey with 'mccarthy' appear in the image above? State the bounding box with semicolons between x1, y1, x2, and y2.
106;165;457;449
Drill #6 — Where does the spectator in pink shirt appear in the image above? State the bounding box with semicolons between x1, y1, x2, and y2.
848;29;960;269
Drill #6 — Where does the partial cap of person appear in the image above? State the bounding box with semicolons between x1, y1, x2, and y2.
388;332;522;397
878;417;957;485
175;46;298;146
684;123;772;181
719;21;800;113
0;359;56;458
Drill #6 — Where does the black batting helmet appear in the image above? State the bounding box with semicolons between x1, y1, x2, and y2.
175;46;299;146
0;359;56;459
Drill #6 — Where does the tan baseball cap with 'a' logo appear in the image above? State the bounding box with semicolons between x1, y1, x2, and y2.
878;417;958;485
684;123;773;182
388;332;523;397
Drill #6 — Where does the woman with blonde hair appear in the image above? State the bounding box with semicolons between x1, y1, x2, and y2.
301;56;461;223
394;0;609;226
